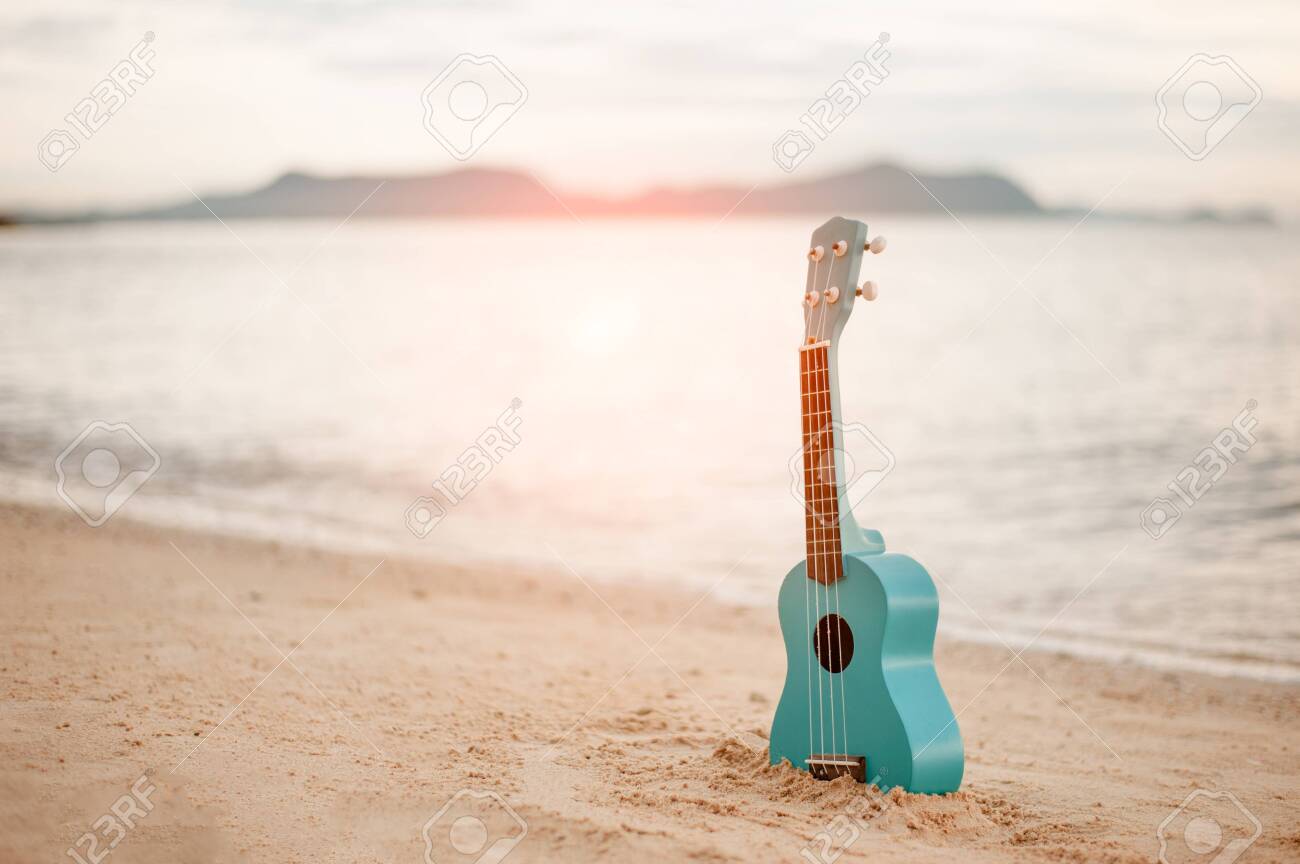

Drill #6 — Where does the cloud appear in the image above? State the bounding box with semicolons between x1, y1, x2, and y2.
0;13;116;54
1;0;1297;212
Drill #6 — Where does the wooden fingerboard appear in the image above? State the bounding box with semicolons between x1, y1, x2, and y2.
799;341;843;585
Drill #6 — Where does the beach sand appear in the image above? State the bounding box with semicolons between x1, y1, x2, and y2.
2;501;1297;862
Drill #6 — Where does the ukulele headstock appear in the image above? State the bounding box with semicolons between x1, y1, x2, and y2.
801;217;885;346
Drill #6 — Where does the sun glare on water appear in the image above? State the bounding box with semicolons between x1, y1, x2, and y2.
566;296;641;356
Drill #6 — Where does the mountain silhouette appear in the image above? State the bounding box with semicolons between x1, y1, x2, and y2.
22;162;1044;222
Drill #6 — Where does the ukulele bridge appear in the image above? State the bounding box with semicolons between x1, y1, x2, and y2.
806;754;866;782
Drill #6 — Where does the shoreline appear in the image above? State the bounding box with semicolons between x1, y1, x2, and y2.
6;472;1297;685
3;500;1298;862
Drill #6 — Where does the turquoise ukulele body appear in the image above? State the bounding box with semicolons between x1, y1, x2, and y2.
768;217;963;794
769;548;965;793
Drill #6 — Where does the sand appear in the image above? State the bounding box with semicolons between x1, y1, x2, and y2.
2;501;1297;863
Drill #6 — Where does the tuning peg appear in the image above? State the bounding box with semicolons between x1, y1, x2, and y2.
808;245;825;262
864;236;887;254
823;286;840;304
804;290;820;308
855;281;878;301
832;240;848;257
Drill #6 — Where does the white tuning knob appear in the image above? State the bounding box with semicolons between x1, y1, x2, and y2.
823;286;840;304
832;240;848;257
805;290;820;308
808;245;825;262
865;236;887;254
856;281;878;301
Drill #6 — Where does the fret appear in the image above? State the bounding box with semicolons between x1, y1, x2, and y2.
805;518;840;528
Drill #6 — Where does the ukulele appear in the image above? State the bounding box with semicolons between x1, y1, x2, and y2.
769;217;964;794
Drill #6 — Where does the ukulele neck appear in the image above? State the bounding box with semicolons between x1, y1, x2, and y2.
797;218;888;579
799;338;885;583
800;340;845;584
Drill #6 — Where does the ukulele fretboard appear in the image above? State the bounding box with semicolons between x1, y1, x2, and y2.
799;341;843;584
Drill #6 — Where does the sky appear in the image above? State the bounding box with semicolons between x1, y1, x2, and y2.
4;0;1299;215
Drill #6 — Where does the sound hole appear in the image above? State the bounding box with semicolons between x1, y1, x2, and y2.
813;614;854;673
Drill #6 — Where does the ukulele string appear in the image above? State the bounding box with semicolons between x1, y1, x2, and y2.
830;250;851;759
814;246;850;760
802;265;816;764
805;255;826;764
813;254;839;760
